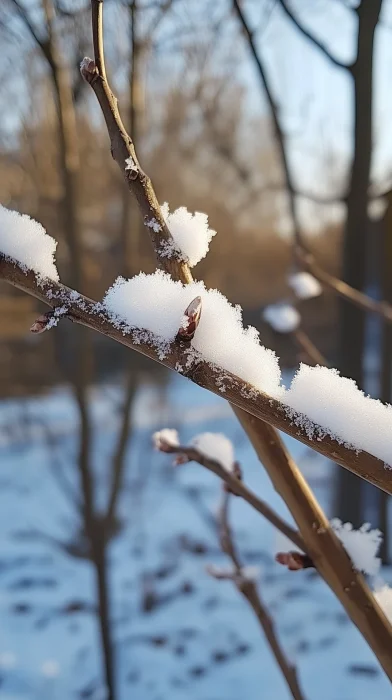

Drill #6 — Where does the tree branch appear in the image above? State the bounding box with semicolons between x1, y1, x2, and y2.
214;489;305;700
77;0;392;679
3;255;392;497
153;438;305;551
232;0;304;250
81;6;192;284
298;248;392;324
276;0;352;71
105;369;137;527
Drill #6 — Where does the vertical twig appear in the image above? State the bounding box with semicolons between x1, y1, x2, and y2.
216;489;305;700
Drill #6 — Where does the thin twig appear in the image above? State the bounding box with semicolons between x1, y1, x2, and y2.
214;489;306;700
275;0;352;71
153;438;305;551
299;248;392;324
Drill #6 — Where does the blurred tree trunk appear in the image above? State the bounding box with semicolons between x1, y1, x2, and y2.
335;1;382;526
379;191;392;563
41;2;116;698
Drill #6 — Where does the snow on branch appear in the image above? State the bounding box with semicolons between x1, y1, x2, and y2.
374;585;392;624
283;364;392;466
152;428;304;550
103;271;282;396
263;302;301;333
0;205;59;281
160;203;217;267
288;272;322;301
330;519;382;577
1;251;392;499
191;433;235;473
277;519;382;577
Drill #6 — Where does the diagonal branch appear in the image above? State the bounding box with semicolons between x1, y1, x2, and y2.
298;248;392;324
3;253;392;497
275;0;352;71
215;489;305;700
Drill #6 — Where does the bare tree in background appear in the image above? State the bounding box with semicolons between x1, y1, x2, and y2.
4;2;142;698
237;0;384;527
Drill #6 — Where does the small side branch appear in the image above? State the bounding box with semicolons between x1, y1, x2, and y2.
153;435;305;552
210;490;305;700
299;249;392;324
276;0;352;71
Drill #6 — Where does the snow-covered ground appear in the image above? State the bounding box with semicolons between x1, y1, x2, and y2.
0;373;389;699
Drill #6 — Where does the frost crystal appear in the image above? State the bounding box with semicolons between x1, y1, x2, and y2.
102;271;282;397
191;432;235;472
0;205;59;281
288;272;322;300
263;303;300;333
125;156;138;173
160;202;216;267
146;218;162;233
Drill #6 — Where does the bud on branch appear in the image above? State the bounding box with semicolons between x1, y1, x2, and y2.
80;57;99;85
275;551;314;571
176;296;202;343
30;306;69;334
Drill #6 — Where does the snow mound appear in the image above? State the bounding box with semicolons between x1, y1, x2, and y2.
103;271;282;397
0;205;59;281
